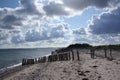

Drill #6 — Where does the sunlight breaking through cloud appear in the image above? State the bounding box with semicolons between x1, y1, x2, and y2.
0;0;120;48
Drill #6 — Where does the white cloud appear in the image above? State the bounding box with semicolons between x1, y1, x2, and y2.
88;7;120;34
0;0;44;29
25;23;72;42
62;0;120;10
1;0;120;48
43;1;70;16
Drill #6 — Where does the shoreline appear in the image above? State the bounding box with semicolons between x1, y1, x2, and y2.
0;63;22;76
0;63;34;80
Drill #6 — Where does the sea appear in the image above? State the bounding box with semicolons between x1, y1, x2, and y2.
0;48;56;70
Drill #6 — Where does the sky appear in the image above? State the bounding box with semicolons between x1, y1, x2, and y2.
0;0;120;48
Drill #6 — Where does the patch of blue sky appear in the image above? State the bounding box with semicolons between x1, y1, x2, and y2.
0;0;19;8
62;7;105;29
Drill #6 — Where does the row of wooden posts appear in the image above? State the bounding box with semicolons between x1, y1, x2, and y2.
22;47;113;66
90;47;113;59
22;56;47;66
22;50;80;66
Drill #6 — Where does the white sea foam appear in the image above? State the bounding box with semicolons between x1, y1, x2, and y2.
0;63;22;74
7;63;22;69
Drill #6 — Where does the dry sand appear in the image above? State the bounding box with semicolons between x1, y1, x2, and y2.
2;53;120;80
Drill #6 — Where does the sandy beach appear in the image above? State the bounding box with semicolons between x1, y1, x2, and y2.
1;52;120;80
0;0;120;79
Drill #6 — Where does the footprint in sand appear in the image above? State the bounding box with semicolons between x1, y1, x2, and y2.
77;70;86;76
82;78;88;80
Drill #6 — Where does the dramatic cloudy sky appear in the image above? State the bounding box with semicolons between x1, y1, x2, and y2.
0;0;120;48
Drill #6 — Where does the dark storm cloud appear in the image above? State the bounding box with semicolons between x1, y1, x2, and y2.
0;0;43;29
9;30;20;34
0;0;120;29
0;15;24;29
63;0;120;10
42;0;120;16
1;0;120;47
43;2;70;16
16;0;43;16
89;7;120;34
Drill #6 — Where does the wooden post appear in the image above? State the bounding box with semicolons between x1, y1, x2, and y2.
42;57;43;63
109;46;112;58
49;56;51;62
26;59;28;65
77;50;80;60
35;58;37;63
38;57;40;63
22;58;26;66
65;53;67;61
50;55;52;62
49;55;51;62
93;48;95;59
52;55;55;61
90;47;95;59
29;59;31;64
53;55;54;61
55;55;57;61
90;49;92;58
68;52;71;60
66;53;69;61
58;54;60;61
104;48;107;58
63;53;66;61
43;56;45;63
59;54;61;61
64;54;66;61
45;56;47;62
57;54;59;61
60;54;62;61
61;54;63;61
22;58;24;66
48;55;50;62
40;57;42;62
71;50;74;61
32;59;34;64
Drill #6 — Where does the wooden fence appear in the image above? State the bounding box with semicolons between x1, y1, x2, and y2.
22;47;116;66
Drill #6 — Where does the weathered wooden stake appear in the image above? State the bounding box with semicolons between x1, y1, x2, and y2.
104;48;107;58
93;48;95;59
90;49;92;58
77;50;80;60
90;47;95;59
22;58;26;66
109;47;112;58
71;50;74;60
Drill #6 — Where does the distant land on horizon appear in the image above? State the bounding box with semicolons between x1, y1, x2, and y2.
1;43;120;50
